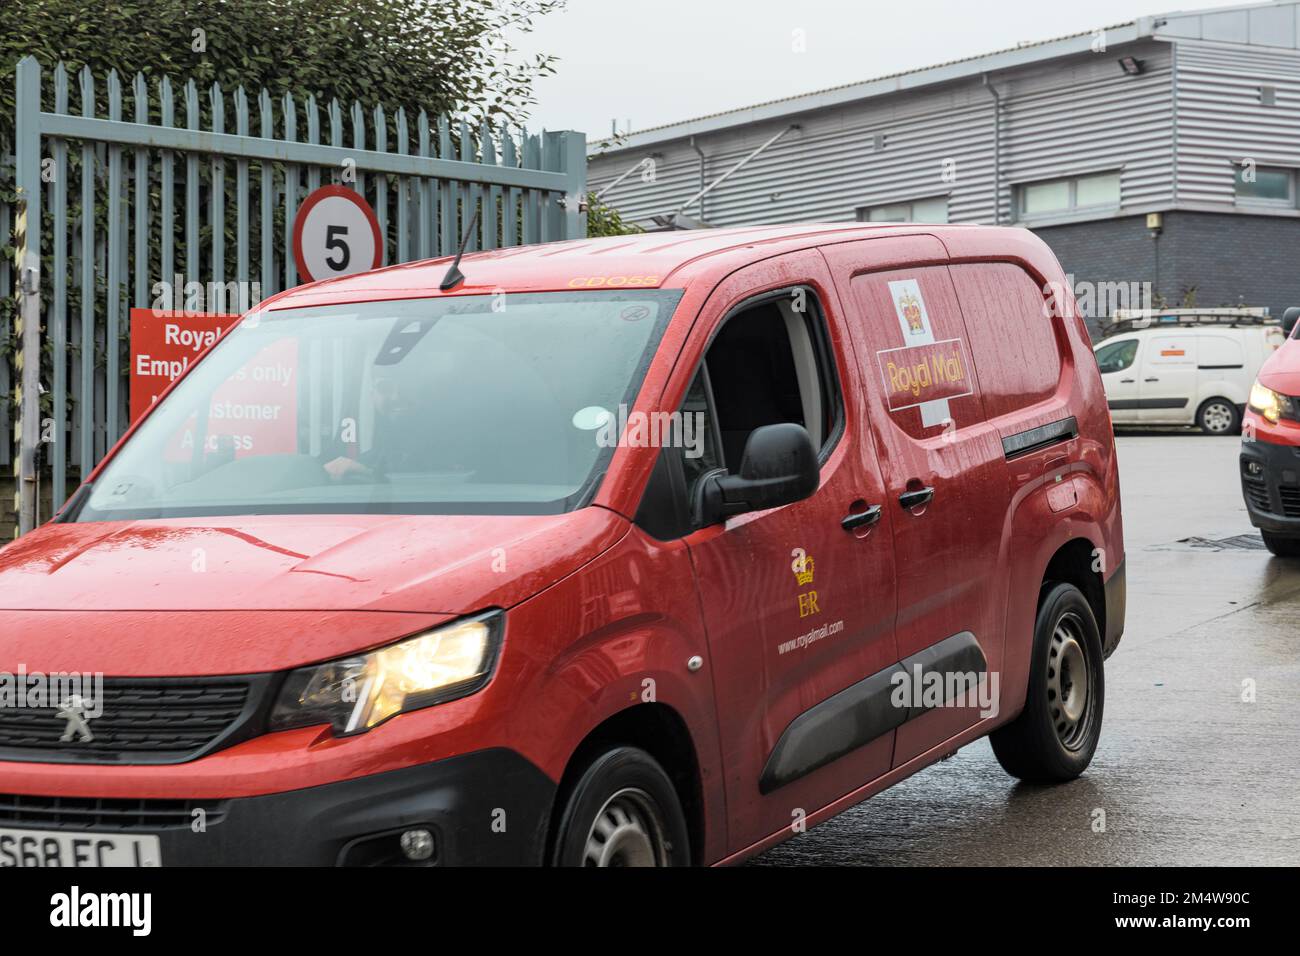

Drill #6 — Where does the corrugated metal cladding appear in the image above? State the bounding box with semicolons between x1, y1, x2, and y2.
1176;40;1300;206
588;42;1173;227
588;1;1300;229
1000;42;1173;212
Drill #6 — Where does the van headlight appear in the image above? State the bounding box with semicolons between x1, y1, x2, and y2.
1249;381;1287;423
269;611;502;736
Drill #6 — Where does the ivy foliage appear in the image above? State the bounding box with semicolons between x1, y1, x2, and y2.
0;0;564;130
0;0;567;275
585;191;642;238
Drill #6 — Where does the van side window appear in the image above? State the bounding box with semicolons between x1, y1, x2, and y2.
703;292;839;469
635;288;841;540
679;368;724;492
948;262;1063;419
1095;339;1138;374
707;303;809;465
848;267;986;439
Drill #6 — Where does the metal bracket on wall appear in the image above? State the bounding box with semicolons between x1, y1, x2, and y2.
676;124;800;217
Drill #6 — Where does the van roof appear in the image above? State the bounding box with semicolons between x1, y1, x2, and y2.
268;222;1004;308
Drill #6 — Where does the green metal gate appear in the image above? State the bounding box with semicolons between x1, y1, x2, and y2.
6;55;587;535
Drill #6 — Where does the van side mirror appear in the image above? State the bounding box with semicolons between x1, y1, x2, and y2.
1282;307;1300;338
698;423;820;525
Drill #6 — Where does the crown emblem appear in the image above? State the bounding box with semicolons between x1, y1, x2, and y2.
793;554;815;587
900;292;925;333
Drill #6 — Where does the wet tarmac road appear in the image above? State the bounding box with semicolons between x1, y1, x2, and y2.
754;432;1300;866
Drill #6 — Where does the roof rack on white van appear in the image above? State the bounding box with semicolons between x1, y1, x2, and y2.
1105;307;1276;336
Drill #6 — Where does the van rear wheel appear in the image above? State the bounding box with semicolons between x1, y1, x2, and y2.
1197;398;1240;435
550;746;690;867
990;583;1104;783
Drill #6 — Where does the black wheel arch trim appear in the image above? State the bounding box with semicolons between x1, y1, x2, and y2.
1102;557;1126;659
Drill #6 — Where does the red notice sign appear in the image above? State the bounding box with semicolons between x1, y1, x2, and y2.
131;308;300;461
129;308;235;423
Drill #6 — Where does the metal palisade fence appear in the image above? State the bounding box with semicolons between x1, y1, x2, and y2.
5;55;587;536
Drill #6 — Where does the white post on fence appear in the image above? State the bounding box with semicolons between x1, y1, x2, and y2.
558;131;588;240
15;57;43;536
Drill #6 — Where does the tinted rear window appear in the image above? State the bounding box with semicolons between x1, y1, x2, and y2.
949;262;1062;420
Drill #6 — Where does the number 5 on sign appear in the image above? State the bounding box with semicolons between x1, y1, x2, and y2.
293;185;382;284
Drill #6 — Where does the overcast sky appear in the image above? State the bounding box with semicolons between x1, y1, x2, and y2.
515;0;1261;137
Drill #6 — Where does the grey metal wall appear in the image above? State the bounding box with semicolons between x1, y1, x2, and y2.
1000;43;1174;213
589;40;1175;227
1175;39;1300;208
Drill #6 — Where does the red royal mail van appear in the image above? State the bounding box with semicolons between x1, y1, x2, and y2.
0;224;1124;867
1242;309;1300;557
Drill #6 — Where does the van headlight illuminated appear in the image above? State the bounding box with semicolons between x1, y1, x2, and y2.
1249;381;1286;423
269;611;502;736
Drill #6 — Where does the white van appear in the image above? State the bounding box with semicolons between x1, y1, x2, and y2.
1094;313;1286;434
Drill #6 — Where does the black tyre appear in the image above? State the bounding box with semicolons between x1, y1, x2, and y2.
1262;530;1300;557
1197;398;1240;435
990;583;1104;783
550;746;690;867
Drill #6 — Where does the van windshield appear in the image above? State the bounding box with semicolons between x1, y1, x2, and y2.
74;290;680;520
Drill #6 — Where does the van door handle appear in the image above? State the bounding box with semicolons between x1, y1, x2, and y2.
841;505;882;531
899;487;935;509
1120;378;1135;383
1144;377;1159;382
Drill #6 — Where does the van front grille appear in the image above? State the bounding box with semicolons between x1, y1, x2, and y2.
0;676;270;764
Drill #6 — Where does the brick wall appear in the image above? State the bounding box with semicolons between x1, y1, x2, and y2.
1034;211;1300;340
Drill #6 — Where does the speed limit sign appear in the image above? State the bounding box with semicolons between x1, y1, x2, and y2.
292;185;382;283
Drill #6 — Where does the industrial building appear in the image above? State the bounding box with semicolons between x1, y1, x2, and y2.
588;1;1300;336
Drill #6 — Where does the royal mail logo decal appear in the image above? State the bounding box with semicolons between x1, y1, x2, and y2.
877;338;974;412
898;289;927;335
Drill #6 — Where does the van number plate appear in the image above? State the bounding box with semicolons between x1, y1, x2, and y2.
0;827;161;867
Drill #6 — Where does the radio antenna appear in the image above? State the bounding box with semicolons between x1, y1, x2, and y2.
439;203;482;292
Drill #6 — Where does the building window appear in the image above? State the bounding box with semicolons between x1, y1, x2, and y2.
1235;165;1294;205
1018;171;1121;219
858;196;948;223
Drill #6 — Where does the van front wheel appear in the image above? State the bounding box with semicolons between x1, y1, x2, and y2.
550;746;691;867
1262;531;1300;557
990;583;1104;783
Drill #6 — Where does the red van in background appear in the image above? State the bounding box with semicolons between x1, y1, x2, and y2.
0;224;1124;867
1242;309;1300;557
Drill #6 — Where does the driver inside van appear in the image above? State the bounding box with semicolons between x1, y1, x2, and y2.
322;377;412;481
